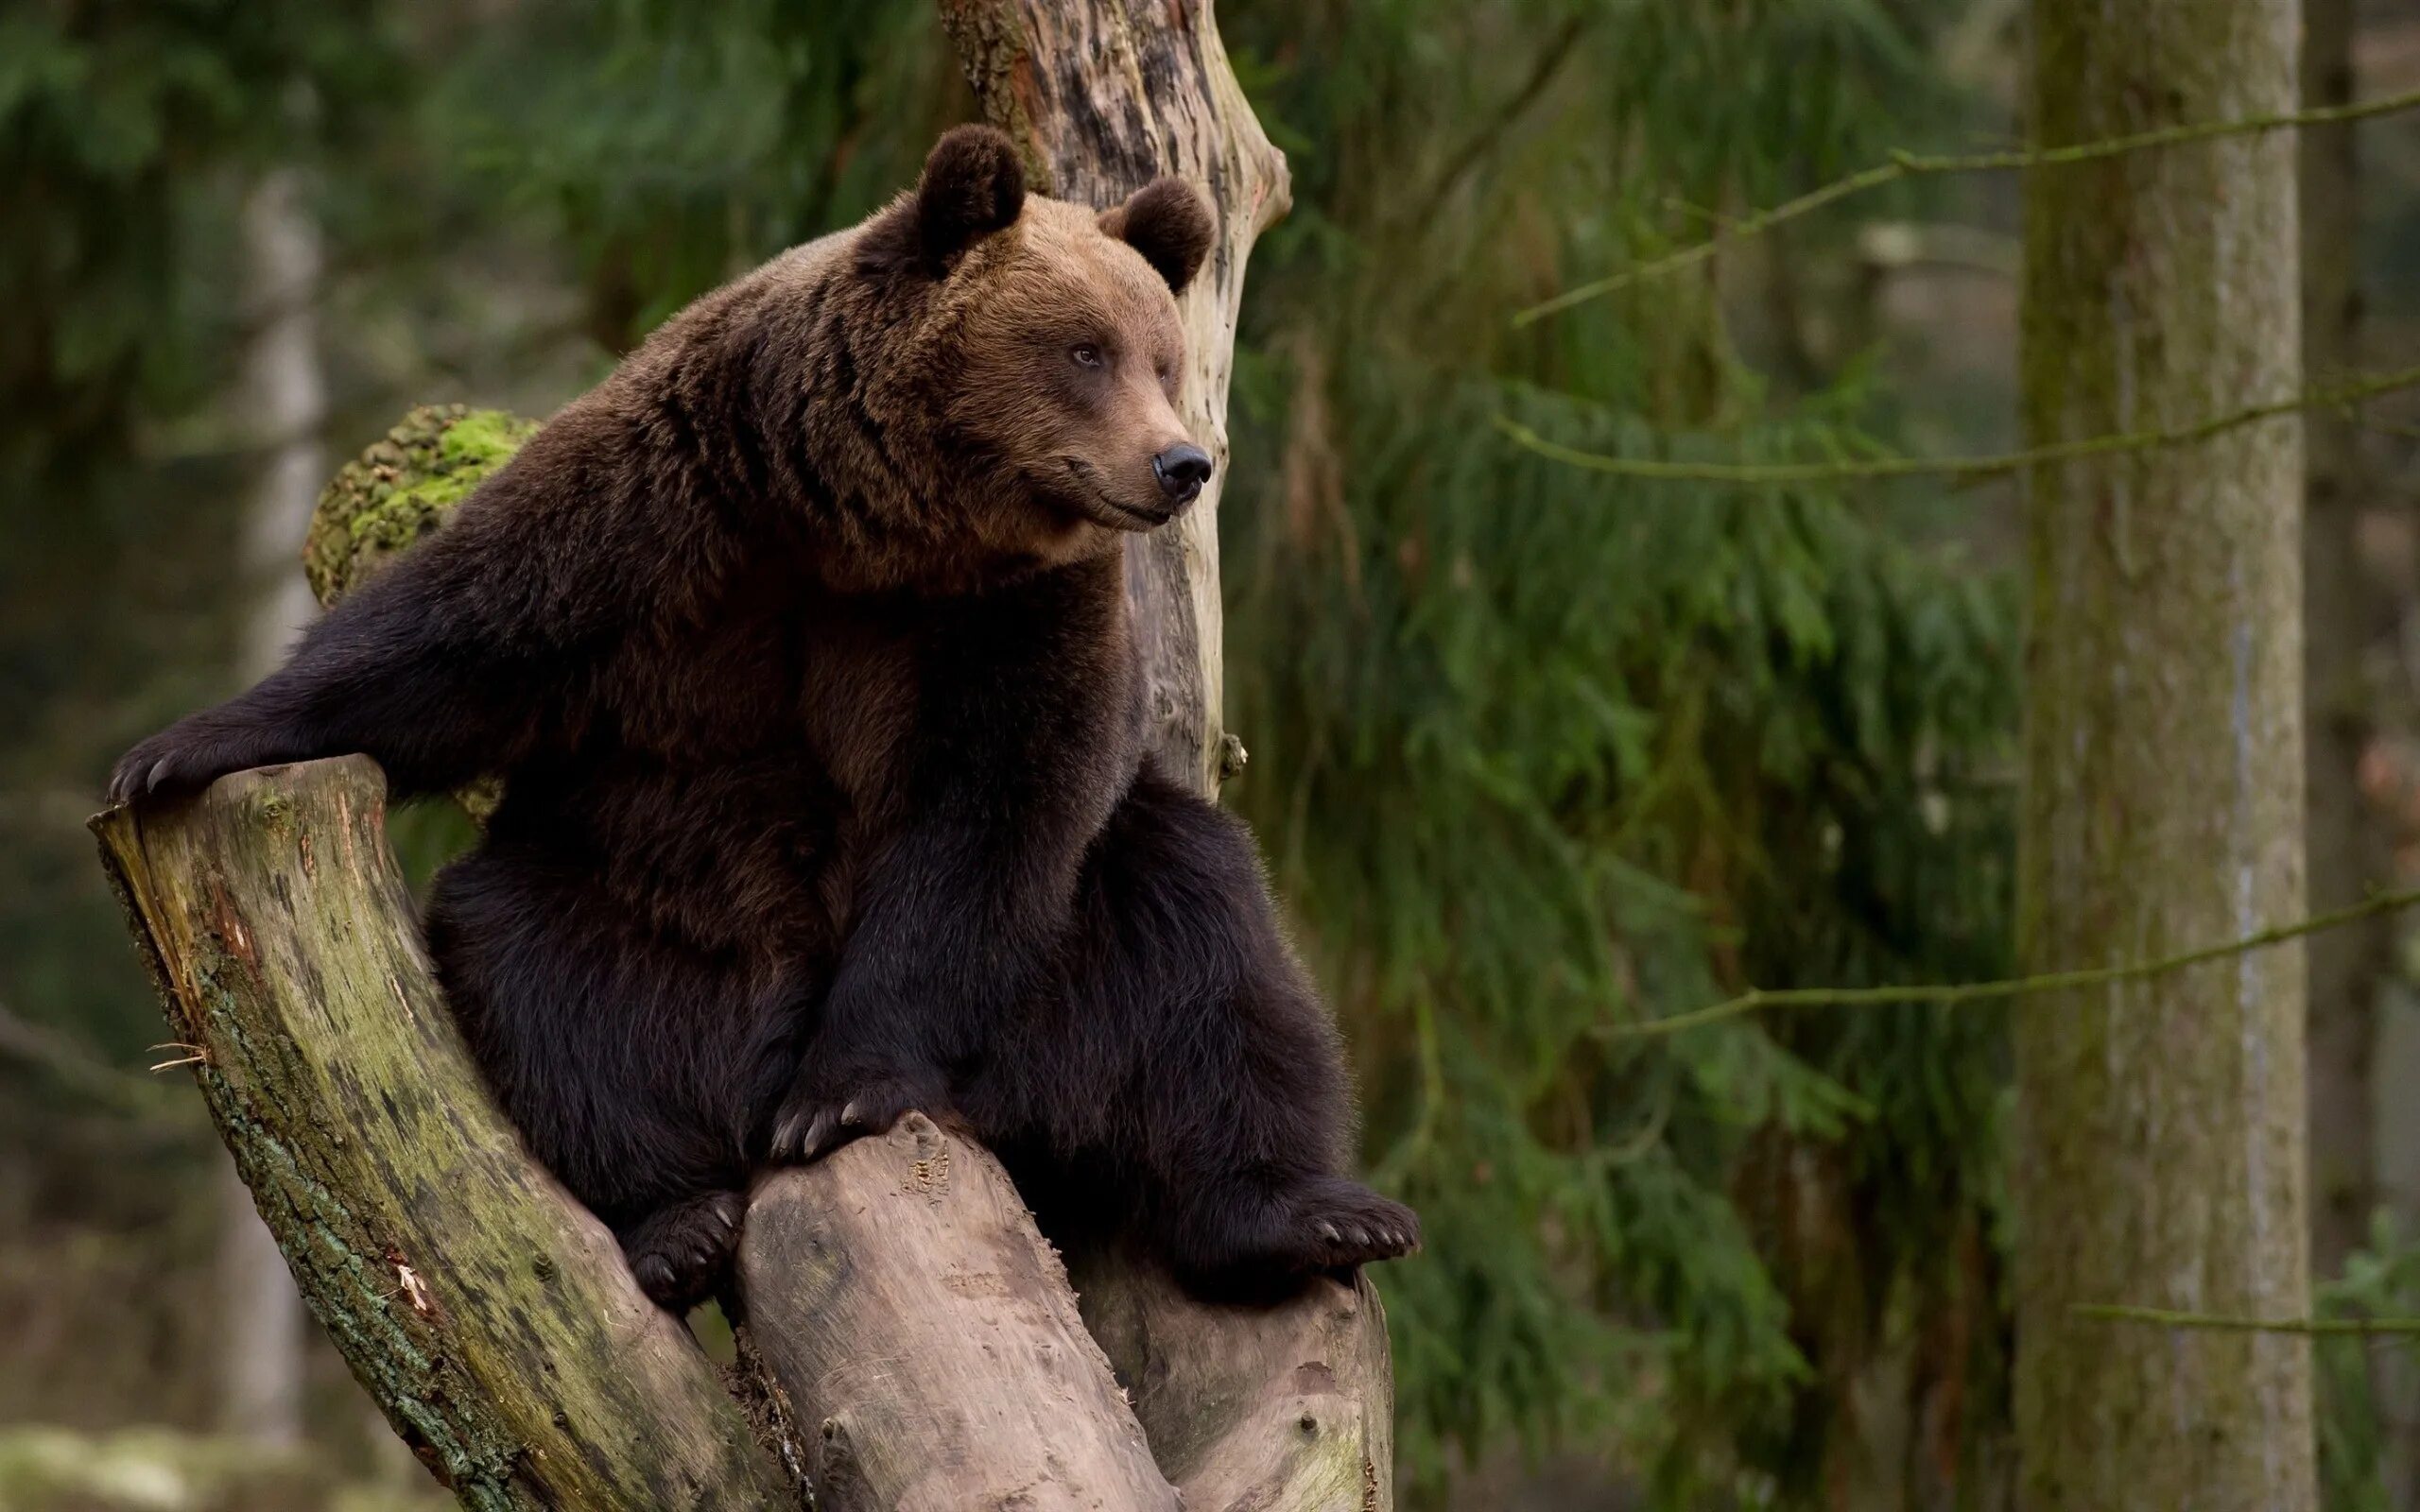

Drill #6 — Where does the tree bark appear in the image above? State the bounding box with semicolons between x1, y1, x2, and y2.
2014;1;2315;1508
216;159;329;1452
1068;1246;1393;1510
2300;0;2385;1290
93;760;797;1510
736;1123;1179;1512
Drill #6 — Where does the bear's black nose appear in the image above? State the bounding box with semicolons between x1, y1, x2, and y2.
1152;444;1214;503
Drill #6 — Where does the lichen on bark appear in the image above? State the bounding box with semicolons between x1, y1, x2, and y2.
303;405;537;608
93;761;799;1510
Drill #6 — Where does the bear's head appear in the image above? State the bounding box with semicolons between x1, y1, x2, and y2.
845;125;1217;575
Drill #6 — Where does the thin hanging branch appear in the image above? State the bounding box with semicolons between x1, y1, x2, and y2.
0;995;173;1117
1603;884;2420;1039
1403;13;1592;228
2075;1304;2420;1339
1495;363;2420;487
1512;84;2420;327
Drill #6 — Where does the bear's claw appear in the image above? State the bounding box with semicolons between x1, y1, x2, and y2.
107;716;273;805
1277;1178;1422;1271
768;1066;944;1163
623;1190;747;1311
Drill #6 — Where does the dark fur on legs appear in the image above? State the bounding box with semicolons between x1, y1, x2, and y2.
426;769;1412;1308
424;841;801;1308
963;771;1419;1297
622;1191;748;1312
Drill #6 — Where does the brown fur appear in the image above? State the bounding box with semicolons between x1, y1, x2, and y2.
110;127;1416;1309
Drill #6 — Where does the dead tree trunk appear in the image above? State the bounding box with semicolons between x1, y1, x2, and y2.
736;1118;1179;1511
938;0;1286;797
94;762;797;1509
95;5;1399;1507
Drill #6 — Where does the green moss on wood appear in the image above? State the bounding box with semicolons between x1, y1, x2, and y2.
305;405;537;608
303;406;535;824
93;761;799;1510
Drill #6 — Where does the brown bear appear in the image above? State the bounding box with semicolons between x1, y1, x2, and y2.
110;125;1418;1309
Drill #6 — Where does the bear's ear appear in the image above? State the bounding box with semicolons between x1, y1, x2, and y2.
914;124;1027;267
1099;178;1213;295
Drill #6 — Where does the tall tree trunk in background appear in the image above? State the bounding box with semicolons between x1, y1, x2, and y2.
2302;0;2385;1294
2013;1;2314;1508
216;163;326;1451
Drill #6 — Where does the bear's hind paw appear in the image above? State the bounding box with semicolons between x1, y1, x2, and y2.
1280;1177;1423;1269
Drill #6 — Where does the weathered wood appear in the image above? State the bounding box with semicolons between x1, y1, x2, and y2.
2014;0;2314;1506
1068;1250;1392;1511
92;757;796;1511
939;0;1288;798
738;1122;1180;1511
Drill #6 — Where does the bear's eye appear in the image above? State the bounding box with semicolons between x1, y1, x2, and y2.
1070;343;1104;369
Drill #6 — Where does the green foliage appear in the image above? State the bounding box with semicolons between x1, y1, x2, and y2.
1215;0;2018;1498
424;0;968;346
2318;1216;2420;1512
1226;371;2017;1498
0;0;405;1105
0;0;398;486
6;0;2036;1501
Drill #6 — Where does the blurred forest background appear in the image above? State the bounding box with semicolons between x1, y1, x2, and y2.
6;0;2420;1508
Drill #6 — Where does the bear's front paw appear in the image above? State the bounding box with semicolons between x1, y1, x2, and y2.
621;1190;747;1311
768;1059;948;1163
107;715;278;805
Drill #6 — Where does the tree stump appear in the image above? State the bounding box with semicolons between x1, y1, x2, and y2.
738;1124;1176;1512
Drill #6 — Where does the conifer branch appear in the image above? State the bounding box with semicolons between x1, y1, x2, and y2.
1408;14;1591;227
2075;1304;2420;1338
1512;85;2420;327
2358;414;2420;445
1603;884;2420;1039
1496;364;2420;486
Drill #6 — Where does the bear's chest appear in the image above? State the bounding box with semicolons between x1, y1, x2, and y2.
610;606;806;757
530;558;1143;960
797;555;1146;819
